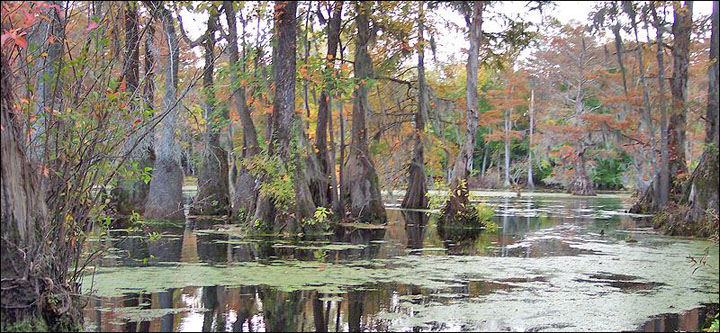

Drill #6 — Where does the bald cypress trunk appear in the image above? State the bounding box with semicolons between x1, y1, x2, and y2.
341;2;386;222
443;1;483;221
145;4;184;220
569;35;595;196
111;2;152;215
682;0;718;234
225;1;262;219
630;2;674;213
527;89;535;189
653;2;671;208
192;12;230;215
253;1;315;231
625;2;658;184
402;1;428;210
669;1;692;187
315;1;343;212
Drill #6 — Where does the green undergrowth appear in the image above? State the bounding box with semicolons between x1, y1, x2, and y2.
426;180;497;229
653;203;720;240
1;318;48;332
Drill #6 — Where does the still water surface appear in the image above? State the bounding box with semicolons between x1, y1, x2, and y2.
81;192;719;332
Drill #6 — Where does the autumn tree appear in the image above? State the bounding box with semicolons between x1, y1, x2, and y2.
532;25;601;196
486;69;528;188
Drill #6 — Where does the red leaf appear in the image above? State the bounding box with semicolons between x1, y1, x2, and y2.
15;36;27;49
86;20;98;32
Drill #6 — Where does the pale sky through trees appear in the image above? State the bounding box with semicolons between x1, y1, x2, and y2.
181;1;714;70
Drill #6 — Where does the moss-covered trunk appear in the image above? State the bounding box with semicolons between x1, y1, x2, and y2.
682;0;718;236
1;48;81;332
253;1;315;231
111;3;153;215
341;2;386;222
145;4;184;220
669;1;692;185
570;146;596;196
631;1;696;215
192;11;230;215
225;0;262;220
314;1;343;211
402;1;428;210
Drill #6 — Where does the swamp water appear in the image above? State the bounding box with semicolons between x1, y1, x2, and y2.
80;192;719;332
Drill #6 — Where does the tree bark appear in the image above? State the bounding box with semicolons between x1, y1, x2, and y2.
253;1;315;230
111;2;152;215
570;35;596;196
1;47;81;332
504;104;511;187
625;2;658;181
341;2;386;222
528;89;535;189
192;11;230;215
225;1;261;219
124;2;140;93
443;1;483;220
570;145;595;196
683;0;718;232
653;3;671;208
145;3;185;220
315;1;343;212
612;21;629;97
630;3;675;213
402;1;428;210
669;1;692;185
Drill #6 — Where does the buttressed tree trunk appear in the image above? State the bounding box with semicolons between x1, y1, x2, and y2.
527;89;535;189
111;2;153;215
253;1;315;230
683;0;718;234
653;2;671;208
669;1;692;188
341;1;386;222
1;49;80;332
192;11;230;215
145;3;185;220
315;1;343;212
630;3;673;213
225;0;261;219
443;1;483;221
402;0;428;210
569;35;596;196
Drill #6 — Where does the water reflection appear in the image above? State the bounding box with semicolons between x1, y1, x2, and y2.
85;195;635;267
84;284;415;332
638;304;716;332
82;194;716;332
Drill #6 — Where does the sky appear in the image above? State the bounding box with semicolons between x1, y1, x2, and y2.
429;1;714;68
181;1;715;70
